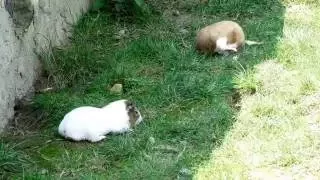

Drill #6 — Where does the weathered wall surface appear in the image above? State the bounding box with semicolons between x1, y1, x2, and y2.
0;0;92;132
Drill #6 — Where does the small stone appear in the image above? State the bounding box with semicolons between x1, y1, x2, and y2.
110;83;123;94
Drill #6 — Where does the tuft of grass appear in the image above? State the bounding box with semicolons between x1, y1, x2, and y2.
0;142;32;179
233;69;260;95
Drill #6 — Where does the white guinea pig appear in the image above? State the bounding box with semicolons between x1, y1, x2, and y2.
58;99;143;142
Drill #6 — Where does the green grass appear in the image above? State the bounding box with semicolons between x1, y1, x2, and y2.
195;1;320;179
0;142;32;178
0;0;302;179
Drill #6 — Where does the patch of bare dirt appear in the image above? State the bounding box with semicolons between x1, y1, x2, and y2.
4;71;53;136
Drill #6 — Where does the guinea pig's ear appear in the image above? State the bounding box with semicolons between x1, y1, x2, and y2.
125;100;136;111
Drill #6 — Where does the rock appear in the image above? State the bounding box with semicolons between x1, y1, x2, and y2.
110;83;123;94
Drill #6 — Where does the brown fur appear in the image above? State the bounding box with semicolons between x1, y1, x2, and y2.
195;21;245;54
125;100;140;128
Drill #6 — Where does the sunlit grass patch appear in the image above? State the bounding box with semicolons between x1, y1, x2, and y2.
195;2;320;179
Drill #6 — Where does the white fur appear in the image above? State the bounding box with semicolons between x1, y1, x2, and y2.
58;99;143;142
215;37;238;54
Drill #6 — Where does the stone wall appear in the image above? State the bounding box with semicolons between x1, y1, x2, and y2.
0;0;92;132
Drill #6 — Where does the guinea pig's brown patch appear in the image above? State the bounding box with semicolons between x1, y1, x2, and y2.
125;100;140;128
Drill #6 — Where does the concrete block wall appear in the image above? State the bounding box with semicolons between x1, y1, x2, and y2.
0;0;92;132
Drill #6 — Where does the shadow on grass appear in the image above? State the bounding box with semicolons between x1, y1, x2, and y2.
1;0;285;179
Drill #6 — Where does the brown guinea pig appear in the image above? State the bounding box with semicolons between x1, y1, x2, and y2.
196;21;262;55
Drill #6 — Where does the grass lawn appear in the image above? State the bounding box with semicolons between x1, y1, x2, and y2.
1;0;319;179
